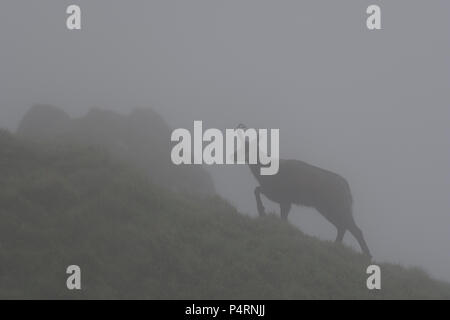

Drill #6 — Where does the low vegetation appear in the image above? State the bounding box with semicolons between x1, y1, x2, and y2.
1;130;449;299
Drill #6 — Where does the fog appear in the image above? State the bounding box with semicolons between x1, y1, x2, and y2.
1;1;450;281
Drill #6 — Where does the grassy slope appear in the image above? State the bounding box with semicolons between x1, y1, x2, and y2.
1;131;450;299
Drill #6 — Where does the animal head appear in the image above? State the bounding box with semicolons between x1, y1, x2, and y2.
232;123;280;175
231;123;255;163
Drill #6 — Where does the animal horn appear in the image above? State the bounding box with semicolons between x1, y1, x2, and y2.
236;123;248;143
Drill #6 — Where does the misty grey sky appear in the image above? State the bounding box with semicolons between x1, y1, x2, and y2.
1;1;450;281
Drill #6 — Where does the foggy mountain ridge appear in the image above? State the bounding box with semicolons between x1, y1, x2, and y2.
1;130;450;299
1;0;450;292
17;104;215;196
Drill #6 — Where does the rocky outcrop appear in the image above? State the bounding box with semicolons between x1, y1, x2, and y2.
17;104;215;195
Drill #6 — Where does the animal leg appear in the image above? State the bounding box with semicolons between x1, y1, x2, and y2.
348;222;371;259
254;186;266;217
335;227;346;243
280;202;292;221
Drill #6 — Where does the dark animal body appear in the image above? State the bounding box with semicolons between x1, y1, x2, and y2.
250;159;371;258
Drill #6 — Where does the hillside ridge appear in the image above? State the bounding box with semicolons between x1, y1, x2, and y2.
1;130;449;299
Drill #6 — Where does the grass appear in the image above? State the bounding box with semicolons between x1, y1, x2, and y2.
1;130;450;299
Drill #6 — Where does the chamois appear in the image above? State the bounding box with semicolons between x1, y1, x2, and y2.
236;124;371;258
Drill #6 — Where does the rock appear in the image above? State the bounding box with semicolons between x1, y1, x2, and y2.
17;104;215;195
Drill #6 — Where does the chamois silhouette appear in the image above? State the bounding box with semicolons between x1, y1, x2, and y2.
236;124;371;258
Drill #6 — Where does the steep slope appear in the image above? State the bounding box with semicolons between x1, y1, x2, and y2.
17;104;215;195
0;131;450;299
